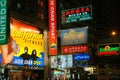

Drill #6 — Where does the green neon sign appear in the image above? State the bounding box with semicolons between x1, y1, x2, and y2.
99;47;119;52
61;5;92;24
0;0;8;44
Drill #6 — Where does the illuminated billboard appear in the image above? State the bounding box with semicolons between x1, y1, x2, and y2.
61;5;92;24
74;53;90;67
50;56;57;68
11;18;44;66
74;53;90;61
73;53;90;67
50;55;73;69
98;44;120;56
58;55;73;68
48;0;58;55
0;18;44;67
61;27;88;46
62;45;88;54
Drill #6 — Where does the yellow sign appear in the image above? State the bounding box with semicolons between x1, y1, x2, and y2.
11;18;44;57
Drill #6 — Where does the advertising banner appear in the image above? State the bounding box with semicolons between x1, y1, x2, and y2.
61;5;92;24
48;0;57;55
11;18;44;66
61;27;88;46
62;45;88;54
0;0;10;44
58;55;73;68
50;55;73;69
0;18;44;67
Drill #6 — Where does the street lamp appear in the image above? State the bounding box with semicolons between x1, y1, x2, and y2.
111;31;116;36
110;30;120;44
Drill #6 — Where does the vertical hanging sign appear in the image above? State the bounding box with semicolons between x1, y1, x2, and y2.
48;0;57;55
0;0;9;44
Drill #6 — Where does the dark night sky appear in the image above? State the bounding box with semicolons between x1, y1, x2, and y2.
95;0;120;31
94;0;120;38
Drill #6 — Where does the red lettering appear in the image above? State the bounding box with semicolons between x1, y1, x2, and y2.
70;9;75;14
75;9;80;14
85;6;90;12
66;11;70;15
81;8;85;13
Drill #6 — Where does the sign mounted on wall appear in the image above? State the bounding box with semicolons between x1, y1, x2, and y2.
11;18;44;67
61;27;88;46
0;0;10;44
74;53;90;61
0;18;45;67
98;44;120;56
61;5;92;24
62;45;88;54
48;0;58;55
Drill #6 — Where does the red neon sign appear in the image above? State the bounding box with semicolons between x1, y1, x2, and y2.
62;45;88;54
65;6;91;16
99;51;119;56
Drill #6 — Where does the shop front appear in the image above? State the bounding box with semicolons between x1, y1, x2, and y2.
49;55;73;80
8;69;44;80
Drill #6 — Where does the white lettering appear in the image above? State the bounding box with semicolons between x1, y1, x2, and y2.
0;35;6;40
50;3;56;39
0;1;6;6
14;59;23;64
24;60;33;65
50;0;55;5
0;0;7;42
0;9;6;14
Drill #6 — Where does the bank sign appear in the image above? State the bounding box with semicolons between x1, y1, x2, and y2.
0;0;9;44
61;5;92;24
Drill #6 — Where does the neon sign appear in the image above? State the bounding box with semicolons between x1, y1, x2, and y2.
62;45;88;54
74;53;90;61
98;44;120;56
61;5;92;24
100;46;119;52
